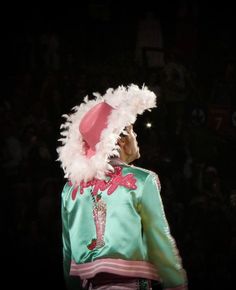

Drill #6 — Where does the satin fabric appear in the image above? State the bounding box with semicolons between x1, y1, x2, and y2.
61;164;187;290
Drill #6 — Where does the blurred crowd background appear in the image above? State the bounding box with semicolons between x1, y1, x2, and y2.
1;1;236;289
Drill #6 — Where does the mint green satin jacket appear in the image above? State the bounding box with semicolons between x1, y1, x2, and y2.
61;163;187;290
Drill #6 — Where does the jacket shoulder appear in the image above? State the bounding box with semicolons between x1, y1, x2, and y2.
128;165;161;190
61;181;73;200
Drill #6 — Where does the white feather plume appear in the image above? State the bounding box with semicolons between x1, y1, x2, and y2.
57;84;157;185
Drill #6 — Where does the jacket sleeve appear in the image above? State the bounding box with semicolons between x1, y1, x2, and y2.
140;172;188;290
61;184;82;290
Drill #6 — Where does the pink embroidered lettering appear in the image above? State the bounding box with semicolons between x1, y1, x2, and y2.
69;166;137;200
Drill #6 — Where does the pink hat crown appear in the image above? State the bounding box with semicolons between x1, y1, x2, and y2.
79;102;113;158
57;84;157;184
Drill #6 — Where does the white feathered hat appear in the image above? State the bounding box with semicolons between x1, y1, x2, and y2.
57;84;157;185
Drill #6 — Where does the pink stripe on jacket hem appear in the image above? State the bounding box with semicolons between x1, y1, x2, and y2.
70;258;159;281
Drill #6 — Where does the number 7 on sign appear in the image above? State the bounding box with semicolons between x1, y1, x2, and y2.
215;117;222;130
